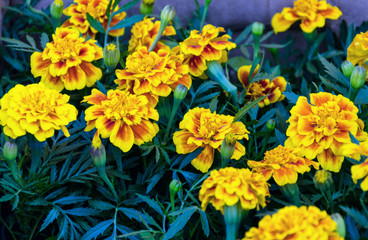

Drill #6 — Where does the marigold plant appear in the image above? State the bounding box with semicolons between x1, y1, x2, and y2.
285;92;367;172
31;27;103;91
115;46;191;107
248;145;319;186
173;107;249;173
347;31;368;76
199;167;270;214
271;0;342;34
243;205;343;240
62;0;126;38
83;89;159;152
0;83;78;142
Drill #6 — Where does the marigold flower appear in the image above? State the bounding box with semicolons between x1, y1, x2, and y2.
128;17;176;53
0;83;78;142
199;167;270;214
285;92;367;172
243;205;343;240
238;64;287;108
31;27;103;91
271;0;342;34
248;145;319;186
62;0;126;39
173;107;249;173
115;46;191;107
347;31;368;77
83;89;159;152
175;24;236;77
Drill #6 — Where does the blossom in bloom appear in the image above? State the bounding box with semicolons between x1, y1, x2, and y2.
199;167;269;214
271;0;342;34
31;27;103;91
243;205;343;240
285;92;367;172
62;0;126;39
347;31;368;76
0;83;78;142
248;145;319;186
175;24;236;77
83;89;159;152
115;46;191;107
173;107;249;173
237;64;287;108
128;17;176;53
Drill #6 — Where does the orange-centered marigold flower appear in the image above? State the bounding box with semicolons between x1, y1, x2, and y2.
199;167;270;214
62;0;126;39
238;64;287;108
128;17;176;53
175;24;236;77
83;89;159;152
347;31;368;77
271;0;342;34
0;83;78;142
285;92;367;173
243;205;343;240
115;46;191;107
248;145;319;186
173;107;249;173
31;27;103;91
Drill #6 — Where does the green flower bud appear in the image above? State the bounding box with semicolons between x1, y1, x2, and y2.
103;43;120;71
160;5;176;24
331;213;346;238
350;66;367;90
50;0;64;19
341;60;354;78
251;22;264;37
221;134;237;163
266;119;276;131
280;183;301;206
173;84;188;101
3;141;17;162
139;0;153;15
169;179;182;195
205;0;212;5
313;170;334;193
90;132;106;167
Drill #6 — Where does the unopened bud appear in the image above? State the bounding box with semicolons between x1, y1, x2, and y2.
314;170;334;193
280;183;301;206
161;5;175;24
350;66;366;90
173;84;188;101
50;0;64;19
341;60;354;78
266;119;276;131
252;22;264;37
103;43;120;71
331;213;346;238
169;179;182;195
3;141;17;162
90;131;106;167
139;0;154;15
221;134;237;163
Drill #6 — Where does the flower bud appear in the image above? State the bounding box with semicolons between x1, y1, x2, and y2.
3;141;17;162
331;213;346;238
160;5;175;24
266;119;276;131
350;66;367;90
313;170;334;193
252;22;264;37
50;0;64;19
205;0;212;5
341;60;354;78
173;84;188;101
103;43;120;71
169;179;182;195
139;0;154;15
280;183;301;206
90;131;106;167
221;134;237;163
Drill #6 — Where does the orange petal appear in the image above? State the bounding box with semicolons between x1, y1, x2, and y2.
231;141;245;160
83;89;107;104
110;122;134;152
131;120;159;145
173;131;199;154
62;66;87;90
79;61;102;87
191;145;214;173
30;52;51;78
271;12;297;34
317;149;344;172
273;167;298;186
188;55;207;77
42;71;64;92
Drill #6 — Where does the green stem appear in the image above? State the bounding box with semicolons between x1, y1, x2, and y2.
223;204;244;240
348;87;359;102
97;166;118;200
199;3;209;30
260;132;271;156
27;5;53;25
163;100;181;144
252;35;260;61
112;207;118;240
27;135;44;173
7;160;19;184
170;192;176;213
149;22;166;52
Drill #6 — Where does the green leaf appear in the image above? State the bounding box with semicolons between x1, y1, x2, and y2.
40;208;59;231
198;209;209;237
146;169;165;194
89;200;115;210
112;0;140;16
340;206;368;228
81;219;114;240
118;207;153;225
233;95;267;122
64;208;100;216
163;207;197;240
227;56;252;71
41;32;49;49
234;25;251;44
260;40;292;49
53;196;91;205
0;194;15;202
318;54;349;88
86;13;106;33
109;15;144;31
136;194;164;217
283;92;300;105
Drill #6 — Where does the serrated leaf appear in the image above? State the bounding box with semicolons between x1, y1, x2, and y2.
112;0;140;16
109;15;144;31
163;207;197;240
53;196;91;205
40;208;60;231
198;209;209;237
233;95;267;122
26;35;37;49
64;208;100;216
89;200;115;210
81;219;113;240
318;54;349;88
0;194;15;202
118;207;153;225
136;194;164;217
41;32;49;49
146;170;165;194
86;13;105;33
340;206;368;228
193;92;220;105
346;215;360;240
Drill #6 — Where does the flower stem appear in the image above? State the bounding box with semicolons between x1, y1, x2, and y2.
96;166;118;200
163;100;181;144
149;23;166;52
348;87;359;102
27;135;45;173
199;2;210;30
223;204;245;240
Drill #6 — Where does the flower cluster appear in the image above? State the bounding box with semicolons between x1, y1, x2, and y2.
347;31;368;77
62;0;126;39
115;46;191;107
0;83;78;142
83;89;159;152
199;167;270;214
285;92;367;172
173;107;249;173
243;205;343;240
31;27;103;91
248;145;319;186
128;17;176;53
271;0;342;33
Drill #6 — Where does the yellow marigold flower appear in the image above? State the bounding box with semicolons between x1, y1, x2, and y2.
285;92;367;173
115;46;191;107
31;27;103;91
243;205;343;240
199;167;270;214
173;107;249;173
128;17;176;53
347;31;368;76
83;89;159;152
0;83;78;142
248;145;319;186
175;24;236;77
238;64;287;108
62;0;126;39
271;0;342;34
